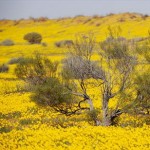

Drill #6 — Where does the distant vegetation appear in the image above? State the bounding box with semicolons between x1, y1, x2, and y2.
0;39;14;46
8;57;23;65
0;64;9;73
24;32;42;44
55;40;73;48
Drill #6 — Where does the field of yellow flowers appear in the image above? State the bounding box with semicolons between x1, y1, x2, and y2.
0;13;150;150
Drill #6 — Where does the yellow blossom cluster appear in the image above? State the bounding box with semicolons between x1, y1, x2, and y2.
0;124;150;150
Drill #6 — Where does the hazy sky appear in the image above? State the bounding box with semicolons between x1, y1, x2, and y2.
0;0;150;19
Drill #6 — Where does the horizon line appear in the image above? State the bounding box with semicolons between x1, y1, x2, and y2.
0;12;149;21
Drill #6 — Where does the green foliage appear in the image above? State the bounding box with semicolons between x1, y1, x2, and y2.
136;32;150;62
0;64;9;73
137;43;150;62
31;77;73;107
19;118;39;125
0;126;13;133
100;37;129;59
15;57;34;79
24;32;42;44
100;26;131;59
15;53;75;115
136;72;150;98
124;71;150;115
134;72;150;114
15;53;59;83
0;111;21;119
8;57;24;65
1;39;14;46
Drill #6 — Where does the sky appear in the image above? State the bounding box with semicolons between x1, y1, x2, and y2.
0;0;150;20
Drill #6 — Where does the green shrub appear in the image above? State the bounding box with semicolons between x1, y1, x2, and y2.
31;77;72;107
15;53;59;82
19;118;39;125
100;36;128;59
0;111;21;119
0;64;9;73
134;72;150;114
15;53;75;116
8;57;23;65
24;32;42;44
1;39;14;46
0;126;13;133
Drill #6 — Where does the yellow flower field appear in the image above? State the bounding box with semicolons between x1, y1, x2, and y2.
0;13;150;149
1;125;150;150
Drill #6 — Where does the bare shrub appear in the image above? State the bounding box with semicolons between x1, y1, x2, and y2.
55;40;73;48
1;39;14;46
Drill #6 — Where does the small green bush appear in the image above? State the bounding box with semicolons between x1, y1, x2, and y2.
24;32;42;44
0;111;21;119
0;126;13;133
19;118;39;125
31;77;72;107
8;57;23;65
1;39;14;46
0;64;9;73
100;36;128;59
